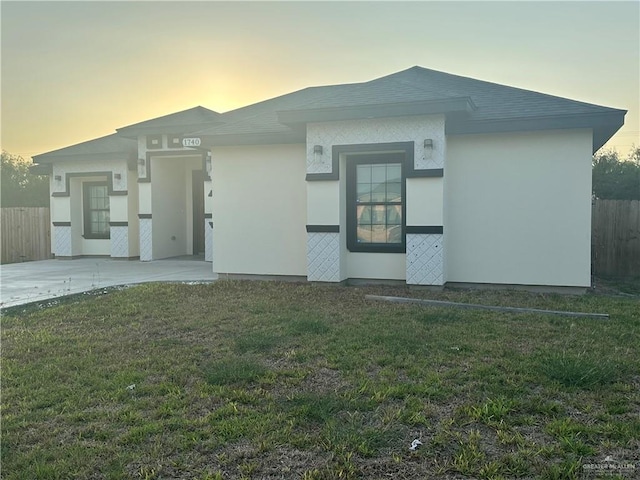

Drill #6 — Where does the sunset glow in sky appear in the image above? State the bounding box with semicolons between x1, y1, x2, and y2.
2;1;639;161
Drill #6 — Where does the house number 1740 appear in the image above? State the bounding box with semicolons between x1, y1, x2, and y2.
182;137;201;147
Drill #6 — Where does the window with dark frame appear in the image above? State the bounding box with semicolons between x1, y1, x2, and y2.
347;152;406;253
83;182;110;239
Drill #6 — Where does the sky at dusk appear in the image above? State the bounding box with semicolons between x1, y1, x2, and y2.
1;1;639;161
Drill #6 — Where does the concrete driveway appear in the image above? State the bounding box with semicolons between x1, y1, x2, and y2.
1;257;217;309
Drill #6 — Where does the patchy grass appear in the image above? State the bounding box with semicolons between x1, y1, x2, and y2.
2;281;639;479
539;351;621;390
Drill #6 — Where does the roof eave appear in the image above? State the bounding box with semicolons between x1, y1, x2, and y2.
29;163;53;175
32;150;137;164
276;97;476;125
591;113;626;153
447;110;626;154
200;131;305;147
116;121;226;139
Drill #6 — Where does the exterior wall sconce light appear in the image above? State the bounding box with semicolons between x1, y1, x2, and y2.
424;139;434;159
54;175;62;181
114;173;121;180
205;153;212;173
313;145;323;155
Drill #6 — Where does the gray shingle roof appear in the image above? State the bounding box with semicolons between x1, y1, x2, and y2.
358;67;616;120
195;66;625;151
33;66;627;161
116;106;222;137
196;84;361;137
33;133;136;162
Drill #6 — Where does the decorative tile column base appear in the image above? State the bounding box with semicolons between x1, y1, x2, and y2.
205;219;213;262
53;225;72;257
139;218;152;261
110;226;129;258
406;234;444;285
307;232;340;282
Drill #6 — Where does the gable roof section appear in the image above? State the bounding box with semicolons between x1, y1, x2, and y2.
196;66;625;152
116;106;223;137
32;133;137;163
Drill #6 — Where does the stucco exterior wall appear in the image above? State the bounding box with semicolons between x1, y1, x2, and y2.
138;134;206;260
50;159;128;195
204;177;213;262
212;144;307;276
127;170;140;257
346;252;406;280
306;116;445;281
109;196;128;223
406;178;444;226
307;115;445;174
149;155;202;259
51;195;71;223
307;182;340;225
183;158;203;256
151;157;186;259
69;177;83;256
445;129;593;287
138;182;152;215
49;160;130;257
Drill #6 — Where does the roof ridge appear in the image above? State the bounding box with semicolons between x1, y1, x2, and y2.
271;83;372;113
221;79;368;116
117;105;221;132
398;66;623;112
199;82;369;135
373;69;461;100
220;86;318;118
274;67;462;113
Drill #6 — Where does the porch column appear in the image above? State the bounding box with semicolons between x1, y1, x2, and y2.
305;143;343;282
50;169;74;257
405;138;445;286
138;181;153;262
204;171;213;263
109;194;129;258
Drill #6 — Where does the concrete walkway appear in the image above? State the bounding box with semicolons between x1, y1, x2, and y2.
1;257;217;309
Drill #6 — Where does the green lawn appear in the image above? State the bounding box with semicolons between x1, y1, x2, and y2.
2;281;639;479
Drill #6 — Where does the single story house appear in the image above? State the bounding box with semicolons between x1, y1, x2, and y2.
31;66;626;290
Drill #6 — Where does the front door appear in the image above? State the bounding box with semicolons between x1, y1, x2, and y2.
192;170;205;255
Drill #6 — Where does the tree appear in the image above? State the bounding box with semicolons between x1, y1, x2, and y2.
1;151;50;207
592;147;640;200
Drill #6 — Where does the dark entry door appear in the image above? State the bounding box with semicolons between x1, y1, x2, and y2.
192;170;206;255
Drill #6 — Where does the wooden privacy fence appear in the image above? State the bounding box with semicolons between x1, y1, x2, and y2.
1;207;51;264
592;199;640;278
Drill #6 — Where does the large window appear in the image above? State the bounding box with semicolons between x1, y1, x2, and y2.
83;182;110;239
347;152;405;253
